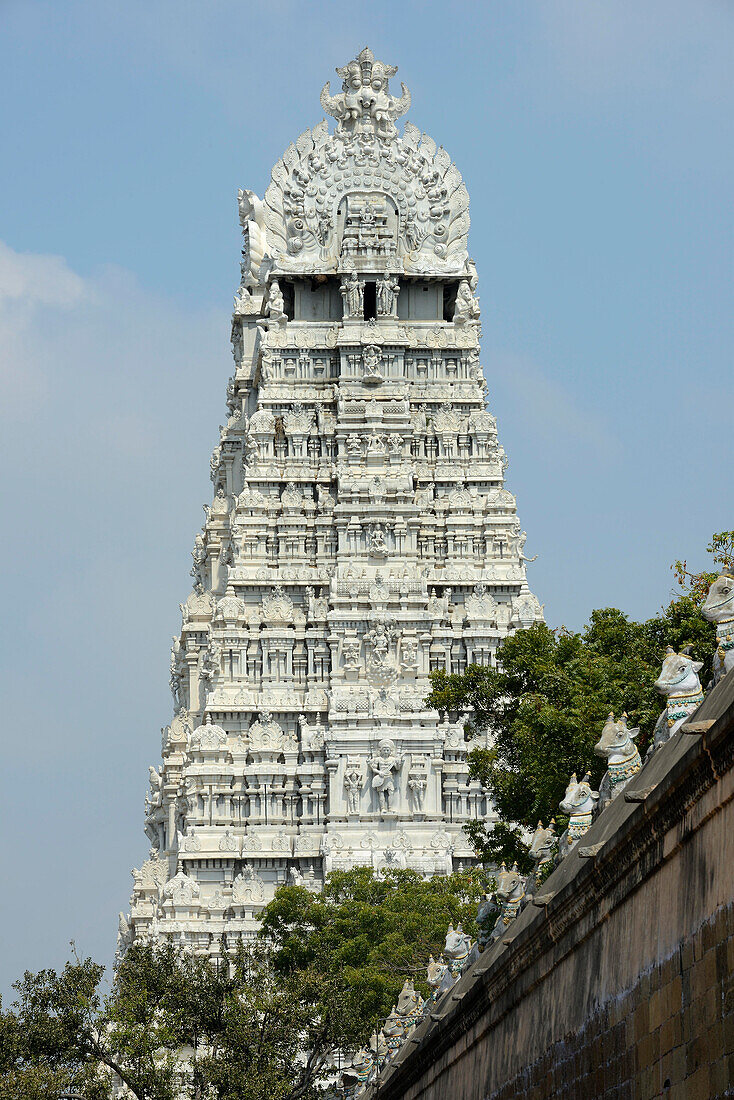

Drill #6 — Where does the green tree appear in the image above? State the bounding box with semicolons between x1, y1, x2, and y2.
427;536;729;868
258;866;492;1030
0;943;350;1100
0;868;492;1100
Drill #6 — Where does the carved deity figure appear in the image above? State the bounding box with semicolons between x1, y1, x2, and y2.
146;766;163;812
453;279;480;325
377;273;400;317
344;764;363;815
342;637;361;669
320;47;411;140
368;523;389;558
362;343;383;379
407;772;427;813
340;271;364;318
190;533;207;585
366;431;386;455
652;646;705;749
702;568;734;682
369;738;403;812
265;280;287;325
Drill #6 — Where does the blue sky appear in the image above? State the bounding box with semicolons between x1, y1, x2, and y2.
1;1;732;995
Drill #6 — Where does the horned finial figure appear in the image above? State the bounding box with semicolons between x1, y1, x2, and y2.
595;711;642;804
558;772;600;857
702;567;734;682
320;46;411;139
487;862;527;943
651;646;705;752
394;978;425;1039
527;818;557;889
443;923;473;975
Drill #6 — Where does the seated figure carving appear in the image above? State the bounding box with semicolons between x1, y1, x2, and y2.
527;819;557;892
488;862;526;943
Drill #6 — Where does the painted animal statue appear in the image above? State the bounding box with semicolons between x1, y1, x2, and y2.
595;712;642;804
443;923;473;975
476;892;499;951
489;862;527;943
342;1046;373;1097
394;979;425;1037
702;568;734;682
382;1007;404;1058
368;1028;389;1068
527;819;557;891
650;646;704;752
558;772;600;857
424;953;454;1006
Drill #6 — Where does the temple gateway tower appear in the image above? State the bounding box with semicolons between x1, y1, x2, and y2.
121;48;543;954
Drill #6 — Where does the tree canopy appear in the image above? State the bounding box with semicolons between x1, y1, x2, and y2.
426;532;733;868
259;865;490;1023
0;868;490;1100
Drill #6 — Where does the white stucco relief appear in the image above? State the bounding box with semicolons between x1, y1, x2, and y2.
122;47;542;957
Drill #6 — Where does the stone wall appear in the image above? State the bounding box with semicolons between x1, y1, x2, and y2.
367;673;734;1100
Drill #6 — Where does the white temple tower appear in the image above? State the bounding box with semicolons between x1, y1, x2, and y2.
121;48;543;954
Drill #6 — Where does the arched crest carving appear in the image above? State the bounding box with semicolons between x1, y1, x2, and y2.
251;50;469;276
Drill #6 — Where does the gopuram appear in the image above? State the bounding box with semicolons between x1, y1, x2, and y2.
120;47;543;954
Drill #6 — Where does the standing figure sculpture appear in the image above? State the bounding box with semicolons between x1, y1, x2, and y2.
377;273;400;317
369;738;403;812
341;270;364;318
344;764;363;815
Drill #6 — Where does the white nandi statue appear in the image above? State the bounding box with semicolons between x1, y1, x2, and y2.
343;1046;372;1096
382;1006;404;1058
651;646;704;751
527;819;557;888
558;772;599;856
702;568;734;682
394;979;425;1037
595;712;642;803
443;924;473;976
369;1028;389;1068
488;862;527;943
425;954;452;1005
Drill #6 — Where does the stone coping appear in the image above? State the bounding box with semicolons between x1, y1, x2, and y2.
366;670;734;1098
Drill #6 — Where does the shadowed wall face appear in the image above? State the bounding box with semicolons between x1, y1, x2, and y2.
485;902;734;1100
369;678;734;1100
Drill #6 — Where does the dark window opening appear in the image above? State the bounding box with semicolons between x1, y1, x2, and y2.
443;281;459;322
364;281;377;320
282;281;295;320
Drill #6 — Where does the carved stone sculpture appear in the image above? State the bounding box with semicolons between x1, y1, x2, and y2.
340;270;364;318
489;863;526;943
595;712;641;802
369;738;403;812
652;646;705;750
121;45;541;955
344;762;363;815
558;773;600;855
377;273;400;317
443;923;473;976
702;568;734;682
